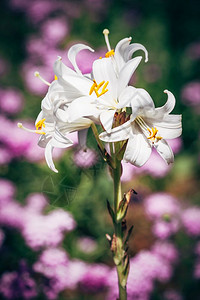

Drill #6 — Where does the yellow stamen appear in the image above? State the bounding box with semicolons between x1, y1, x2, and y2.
99;56;102;59
17;123;45;135
147;127;162;142
105;49;115;58
54;75;58;80
89;80;109;98
34;71;51;86
35;118;46;131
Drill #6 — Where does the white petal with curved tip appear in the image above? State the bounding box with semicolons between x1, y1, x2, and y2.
45;142;58;173
124;43;148;63
124;124;152;166
154;139;174;164
99;120;132;142
68;44;94;75
118;56;142;95
153;90;176;118
100;110;116;133
114;37;131;71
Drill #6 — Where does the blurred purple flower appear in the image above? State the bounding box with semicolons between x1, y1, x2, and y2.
152;219;179;240
141;150;171;177
0;178;16;201
73;148;98;168
167;137;182;154
26;193;48;213
22;63;52;96
0;266;37;299
41;18;69;45
181;207;200;236
0;89;24;115
144;192;180;219
181;81;200;106
151;241;179;264
80;264;110;292
77;236;97;253
107;250;173;300
0;147;12;165
22;209;76;250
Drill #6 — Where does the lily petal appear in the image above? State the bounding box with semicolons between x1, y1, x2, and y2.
118;56;142;95
124;43;148;63
153;90;176;118
92;57;118;100
117;86;136;109
154;139;174;164
78;128;88;150
45;142;58;173
99;120;132;142
67;96;100;122
100;110;116;133
114;37;132;71
131;88;155;115
145;114;182;139
124;124;152;166
68;44;94;75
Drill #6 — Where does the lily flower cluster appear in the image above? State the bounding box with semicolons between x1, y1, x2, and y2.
18;29;182;172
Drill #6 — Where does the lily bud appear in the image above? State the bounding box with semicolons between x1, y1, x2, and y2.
116;189;136;222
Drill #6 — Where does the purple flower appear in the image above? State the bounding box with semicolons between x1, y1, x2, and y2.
167;137;182;154
0;179;16;202
151;241;179;263
181;207;200;236
80;264;110;292
41;18;69;45
152;219;179;240
0;266;37;299
144;192;180;219
77;236;97;253
181;81;200;106
0;89;24;115
73;148;98;168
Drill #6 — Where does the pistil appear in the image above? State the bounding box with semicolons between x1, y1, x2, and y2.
103;29;112;52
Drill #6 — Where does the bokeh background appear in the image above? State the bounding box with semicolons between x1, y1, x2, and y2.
0;0;200;299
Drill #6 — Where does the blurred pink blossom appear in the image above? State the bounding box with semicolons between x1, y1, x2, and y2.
0;89;24;115
0;179;16;201
167;137;182;154
151;241;179;264
152;219;179;240
181;207;200;236
77;236;97;253
73;148;98;168
181;81;200;106
41;18;69;45
144;193;180;219
164;289;183;300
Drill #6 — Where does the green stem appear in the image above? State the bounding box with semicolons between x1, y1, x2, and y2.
113;159;127;300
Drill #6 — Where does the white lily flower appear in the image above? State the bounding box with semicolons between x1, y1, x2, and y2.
53;30;148;133
99;89;182;166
